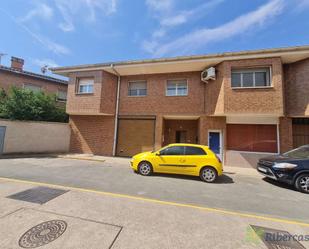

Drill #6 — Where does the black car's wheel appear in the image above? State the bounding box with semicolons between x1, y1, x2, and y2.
200;166;218;183
295;174;309;193
138;161;153;176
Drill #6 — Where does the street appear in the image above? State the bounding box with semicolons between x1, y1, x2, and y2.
0;157;308;248
0;157;308;221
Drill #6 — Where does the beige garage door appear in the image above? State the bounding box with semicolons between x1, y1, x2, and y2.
116;117;155;157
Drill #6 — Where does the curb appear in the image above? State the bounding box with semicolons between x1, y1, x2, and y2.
57;156;105;163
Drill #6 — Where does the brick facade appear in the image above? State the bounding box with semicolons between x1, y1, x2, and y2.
119;72;204;115
222;58;284;115
69;115;115;156
284;58;309;117
279;117;293;153
0;69;67;96
67;70;117;115
56;53;308;166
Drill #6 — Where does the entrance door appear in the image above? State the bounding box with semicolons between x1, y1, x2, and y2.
209;131;221;159
176;131;187;143
292;118;309;148
0;126;6;154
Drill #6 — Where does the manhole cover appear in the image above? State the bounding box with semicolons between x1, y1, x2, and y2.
18;220;67;248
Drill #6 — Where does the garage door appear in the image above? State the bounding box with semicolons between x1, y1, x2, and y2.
116;117;155;157
293;118;309;148
227;124;277;153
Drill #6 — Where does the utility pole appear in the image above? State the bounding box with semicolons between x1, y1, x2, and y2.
0;53;7;65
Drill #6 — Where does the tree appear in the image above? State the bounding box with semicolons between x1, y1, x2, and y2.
0;87;68;122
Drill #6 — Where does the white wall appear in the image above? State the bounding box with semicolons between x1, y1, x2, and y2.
0;119;70;154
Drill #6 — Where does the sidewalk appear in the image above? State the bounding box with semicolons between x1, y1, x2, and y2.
58;153;261;177
0;178;308;249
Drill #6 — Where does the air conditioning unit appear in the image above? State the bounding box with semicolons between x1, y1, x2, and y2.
201;67;216;82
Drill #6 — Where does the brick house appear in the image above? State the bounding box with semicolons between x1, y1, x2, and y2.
0;57;68;103
51;46;309;167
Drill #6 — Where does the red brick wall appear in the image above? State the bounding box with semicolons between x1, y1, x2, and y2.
67;70;117;115
284;58;309;117
64;57;296;157
119;72;205;115
279;117;293;153
69;115;115;156
222;57;284;115
0;70;67;95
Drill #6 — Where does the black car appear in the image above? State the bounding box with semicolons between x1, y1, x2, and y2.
257;145;309;193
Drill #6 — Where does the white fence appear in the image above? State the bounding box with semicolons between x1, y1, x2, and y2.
0;119;70;154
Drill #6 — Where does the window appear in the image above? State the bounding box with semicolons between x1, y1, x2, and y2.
57;90;67;102
160;146;185;155
231;68;271;88
283;145;309;159
166;80;188;96
24;84;41;92
185;146;206;155
78;78;94;94
128;81;147;96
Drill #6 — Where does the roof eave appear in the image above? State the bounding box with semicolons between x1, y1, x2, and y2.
51;45;309;76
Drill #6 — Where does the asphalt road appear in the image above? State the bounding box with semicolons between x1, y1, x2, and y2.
0;157;308;223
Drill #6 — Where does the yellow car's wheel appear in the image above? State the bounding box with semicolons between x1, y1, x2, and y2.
200;166;217;183
138;161;153;176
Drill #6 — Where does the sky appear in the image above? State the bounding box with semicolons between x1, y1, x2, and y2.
0;0;309;79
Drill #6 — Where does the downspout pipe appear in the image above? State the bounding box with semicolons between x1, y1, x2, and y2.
111;64;121;156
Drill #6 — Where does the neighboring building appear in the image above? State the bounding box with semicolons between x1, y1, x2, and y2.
51;46;309;167
0;57;68;103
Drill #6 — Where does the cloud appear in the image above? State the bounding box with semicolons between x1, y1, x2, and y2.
147;0;284;57
32;58;60;68
55;0;118;32
17;23;70;55
294;0;309;11
0;8;70;55
298;0;309;7
20;3;53;22
146;0;173;12
159;0;224;28
143;0;224;54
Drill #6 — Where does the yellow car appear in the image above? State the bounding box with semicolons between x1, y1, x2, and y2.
131;143;223;183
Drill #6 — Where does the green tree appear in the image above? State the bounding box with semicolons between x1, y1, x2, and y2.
0;87;68;122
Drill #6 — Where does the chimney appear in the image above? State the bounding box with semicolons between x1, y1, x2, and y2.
11;56;24;71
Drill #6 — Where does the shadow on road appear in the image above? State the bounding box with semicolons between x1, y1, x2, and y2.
149;173;234;184
0;154;59;159
262;177;298;192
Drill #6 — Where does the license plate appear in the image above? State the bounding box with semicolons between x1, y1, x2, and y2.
258;167;267;173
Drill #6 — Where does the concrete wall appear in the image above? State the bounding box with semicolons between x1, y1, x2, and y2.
0;119;70;154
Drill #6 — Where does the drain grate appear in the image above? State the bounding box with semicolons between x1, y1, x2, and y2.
250;225;306;249
7;186;68;204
